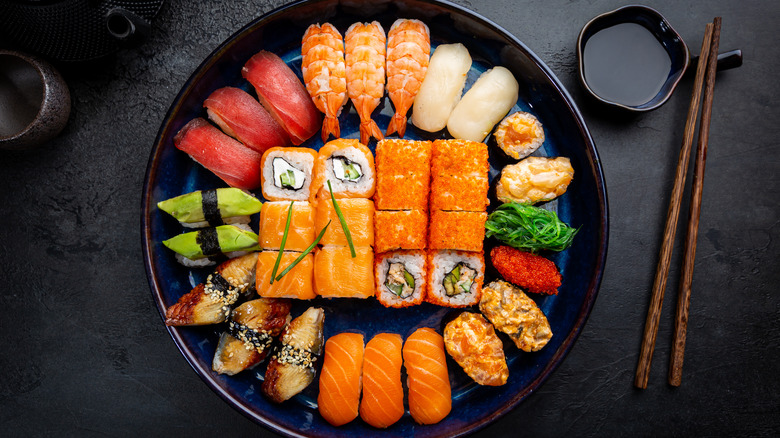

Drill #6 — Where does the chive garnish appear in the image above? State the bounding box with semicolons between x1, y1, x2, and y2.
270;201;294;284
275;220;331;281
328;180;356;258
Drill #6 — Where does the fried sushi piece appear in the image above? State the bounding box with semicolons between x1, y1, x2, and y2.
428;210;487;252
479;280;552;352
446;66;519;142
317;332;364;426
444;312;508;386
212;298;292;375
375;250;426;308
157;188;262;229
496;156;574;205
261;147;319;202
490;246;562;295
430;174;489;212
431;139;489;178
165;252;258;326
374;210;428;253
260;201;315;252
310;139;376;201
375;139;432;210
315;198;374;247
426;250;484;308
494;111;545;160
314;246;374;299
360;333;404;428
256;251;315;299
404;328;452;425
262;307;325;403
204;86;290;154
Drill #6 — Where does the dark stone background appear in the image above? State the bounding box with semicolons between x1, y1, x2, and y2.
1;0;777;436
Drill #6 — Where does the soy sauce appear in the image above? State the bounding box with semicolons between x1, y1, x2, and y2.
583;22;672;106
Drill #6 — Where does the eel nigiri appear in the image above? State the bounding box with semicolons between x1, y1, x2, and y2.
212;298;292;375
301;23;348;142
165;252;258;326
345;21;386;144
157;188;262;229
447;66;519;142
262;307;325;403
385;19;430;137
242;51;321;145
204;86;290;154
317;333;365;426
403;327;452;425
174;118;263;190
360;333;404;429
411;43;472;133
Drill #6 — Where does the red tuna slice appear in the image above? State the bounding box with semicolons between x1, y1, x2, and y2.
173;118;263;190
242;51;321;145
204;87;291;155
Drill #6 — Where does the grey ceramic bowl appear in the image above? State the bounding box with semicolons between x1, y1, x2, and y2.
0;50;71;150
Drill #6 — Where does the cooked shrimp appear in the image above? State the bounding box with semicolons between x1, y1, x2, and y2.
345;21;386;144
302;23;348;142
385;19;430;138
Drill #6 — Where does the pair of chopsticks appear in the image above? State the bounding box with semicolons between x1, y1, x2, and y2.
634;17;722;389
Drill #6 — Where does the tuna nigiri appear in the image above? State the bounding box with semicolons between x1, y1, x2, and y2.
403;328;452;425
204;86;291;154
360;333;404;428
174;118;263;190
242;51;321;145
318;333;365;426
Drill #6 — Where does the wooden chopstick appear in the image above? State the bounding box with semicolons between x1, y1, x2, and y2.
634;22;715;389
669;17;722;387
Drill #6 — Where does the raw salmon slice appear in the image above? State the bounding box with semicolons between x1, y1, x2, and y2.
360;333;404;428
317;333;365;426
403;327;452;424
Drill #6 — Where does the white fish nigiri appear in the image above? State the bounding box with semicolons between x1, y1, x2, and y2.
447;66;519;142
411;43;472;132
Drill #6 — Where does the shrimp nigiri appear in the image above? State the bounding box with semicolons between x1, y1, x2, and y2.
302;23;348;142
385;19;430;138
345;21;386;144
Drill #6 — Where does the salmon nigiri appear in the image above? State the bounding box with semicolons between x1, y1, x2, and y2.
403;327;452;425
318;333;365;426
360;333;404;428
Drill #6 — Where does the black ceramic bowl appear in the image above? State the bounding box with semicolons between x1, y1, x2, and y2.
577;5;689;112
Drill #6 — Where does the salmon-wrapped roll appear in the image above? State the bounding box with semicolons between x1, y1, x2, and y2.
259;201;315;252
310;139;376;202
256;251;315;300
314;246;374;299
315;198;374;247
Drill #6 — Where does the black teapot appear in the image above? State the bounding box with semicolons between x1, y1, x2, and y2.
0;0;165;62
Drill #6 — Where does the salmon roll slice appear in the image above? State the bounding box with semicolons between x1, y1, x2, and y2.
259;201;315;252
315;198;375;247
261;147;319;201
256;251;315;299
426;250;484;307
404;328;452;424
374;210;427;253
428;210;487;252
318;333;365;426
314;246;374;299
360;333;404;428
375;250;426;308
310;138;376;202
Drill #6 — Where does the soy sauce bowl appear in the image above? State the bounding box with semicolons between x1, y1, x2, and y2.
576;5;689;112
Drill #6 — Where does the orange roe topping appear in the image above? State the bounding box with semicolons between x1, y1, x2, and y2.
490;246;561;295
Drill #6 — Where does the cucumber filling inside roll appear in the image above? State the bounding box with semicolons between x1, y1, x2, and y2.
273;157;305;190
443;262;476;296
385;262;415;298
331;156;362;183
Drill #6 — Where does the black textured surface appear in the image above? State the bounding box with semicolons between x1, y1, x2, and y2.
0;0;778;436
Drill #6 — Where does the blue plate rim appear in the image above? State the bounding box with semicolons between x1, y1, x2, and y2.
141;0;609;436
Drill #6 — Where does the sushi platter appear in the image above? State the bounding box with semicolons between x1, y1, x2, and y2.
142;0;607;436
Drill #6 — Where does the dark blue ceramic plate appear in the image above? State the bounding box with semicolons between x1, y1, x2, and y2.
142;0;608;436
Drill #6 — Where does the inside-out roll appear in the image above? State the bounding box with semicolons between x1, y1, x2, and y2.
260;147;318;201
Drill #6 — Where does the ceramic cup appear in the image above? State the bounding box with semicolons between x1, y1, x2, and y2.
0;50;71;151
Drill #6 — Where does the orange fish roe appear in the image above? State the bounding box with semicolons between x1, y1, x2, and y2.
374;210;428;252
428;210;486;252
430;174;489;211
375;139;431;210
431;139;489;177
490;246;561;295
